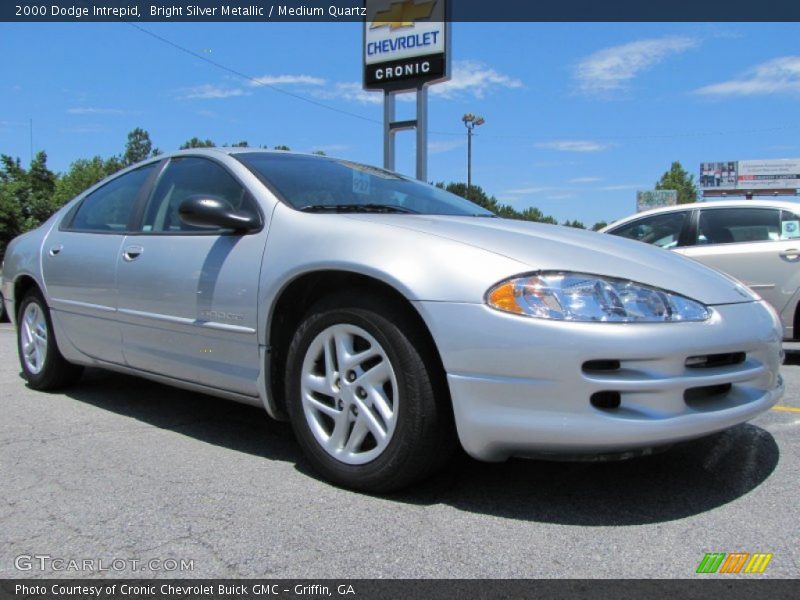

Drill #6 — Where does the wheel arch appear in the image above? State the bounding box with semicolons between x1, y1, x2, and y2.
13;274;43;323
265;269;451;420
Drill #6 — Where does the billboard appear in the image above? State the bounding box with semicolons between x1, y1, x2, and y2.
738;159;800;189
701;159;800;190
363;0;449;92
700;161;738;189
637;190;678;212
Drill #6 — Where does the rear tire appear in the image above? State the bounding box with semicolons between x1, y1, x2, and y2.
285;292;455;492
17;290;83;390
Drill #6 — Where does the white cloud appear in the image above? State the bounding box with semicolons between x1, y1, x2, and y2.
504;186;561;195
598;183;646;191
568;176;603;183
505;183;643;196
431;60;523;99
536;140;611;153
179;84;249;99
66;107;130;115
59;125;107;134
312;82;383;105
575;36;699;95
428;139;464;154
694;56;800;96
249;74;325;87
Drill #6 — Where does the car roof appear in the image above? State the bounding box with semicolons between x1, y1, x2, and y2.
167;147;329;159
605;198;800;230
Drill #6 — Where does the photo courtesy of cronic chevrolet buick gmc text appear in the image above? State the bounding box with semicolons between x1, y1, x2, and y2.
1;150;784;491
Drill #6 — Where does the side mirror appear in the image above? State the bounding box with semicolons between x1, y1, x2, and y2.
178;195;258;232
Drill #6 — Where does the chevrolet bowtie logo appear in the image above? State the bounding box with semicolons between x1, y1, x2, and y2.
371;0;436;30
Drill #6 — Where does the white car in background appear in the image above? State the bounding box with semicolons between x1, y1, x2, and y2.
602;200;800;340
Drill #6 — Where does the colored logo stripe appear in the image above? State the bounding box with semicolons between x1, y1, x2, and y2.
719;553;749;573
744;553;773;574
697;552;773;574
697;553;726;573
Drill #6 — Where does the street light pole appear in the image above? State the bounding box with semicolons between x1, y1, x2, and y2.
462;113;485;195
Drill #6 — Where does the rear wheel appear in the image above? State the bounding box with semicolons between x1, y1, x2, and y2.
17;290;83;390
285;293;455;492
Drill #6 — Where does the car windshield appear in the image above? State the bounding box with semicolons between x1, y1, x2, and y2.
235;152;494;217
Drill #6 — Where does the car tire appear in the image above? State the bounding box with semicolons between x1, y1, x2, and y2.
17;289;83;390
285;292;455;492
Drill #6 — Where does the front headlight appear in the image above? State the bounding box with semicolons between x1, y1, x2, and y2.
486;272;710;323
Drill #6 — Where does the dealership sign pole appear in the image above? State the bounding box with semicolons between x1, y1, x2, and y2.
364;0;450;181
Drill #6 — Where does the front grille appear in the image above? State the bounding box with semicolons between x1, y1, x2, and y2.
685;352;746;369
581;349;763;417
684;383;733;406
582;359;621;373
590;391;621;410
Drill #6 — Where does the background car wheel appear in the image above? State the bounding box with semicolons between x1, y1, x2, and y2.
285;292;455;492
17;290;83;390
0;292;8;322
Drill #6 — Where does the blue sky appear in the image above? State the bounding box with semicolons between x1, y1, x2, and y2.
1;21;799;226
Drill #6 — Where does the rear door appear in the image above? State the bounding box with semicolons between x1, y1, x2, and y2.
115;156;268;397
679;206;800;315
41;162;158;363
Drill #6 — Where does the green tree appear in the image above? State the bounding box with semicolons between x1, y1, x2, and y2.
180;137;215;149
273;145;291;151
656;161;698;205
562;219;586;229
592;221;608;231
0;152;58;257
53;156;112;206
123;127;154;165
439;181;562;225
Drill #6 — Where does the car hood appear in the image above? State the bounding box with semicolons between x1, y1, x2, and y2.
347;214;754;306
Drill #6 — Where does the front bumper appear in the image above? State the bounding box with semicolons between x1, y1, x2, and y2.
415;300;784;462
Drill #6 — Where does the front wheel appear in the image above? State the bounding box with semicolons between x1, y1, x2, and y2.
17;290;83;390
285;294;455;492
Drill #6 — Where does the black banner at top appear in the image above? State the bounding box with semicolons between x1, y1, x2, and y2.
3;0;800;22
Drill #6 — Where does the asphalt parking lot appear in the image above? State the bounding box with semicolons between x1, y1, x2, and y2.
0;322;798;579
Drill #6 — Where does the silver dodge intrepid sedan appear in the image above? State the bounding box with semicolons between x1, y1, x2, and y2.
1;149;785;491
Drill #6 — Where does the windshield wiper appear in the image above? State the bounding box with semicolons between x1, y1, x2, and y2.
299;203;418;214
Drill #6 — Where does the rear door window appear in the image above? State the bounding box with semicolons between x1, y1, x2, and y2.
780;210;800;240
66;163;157;232
696;208;780;245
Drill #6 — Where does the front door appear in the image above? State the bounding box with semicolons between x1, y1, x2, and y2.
115;156;268;396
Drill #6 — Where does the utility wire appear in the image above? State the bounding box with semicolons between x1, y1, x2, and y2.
126;22;382;125
127;23;799;144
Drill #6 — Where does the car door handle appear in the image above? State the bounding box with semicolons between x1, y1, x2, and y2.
48;244;63;256
779;248;800;259
122;245;144;261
